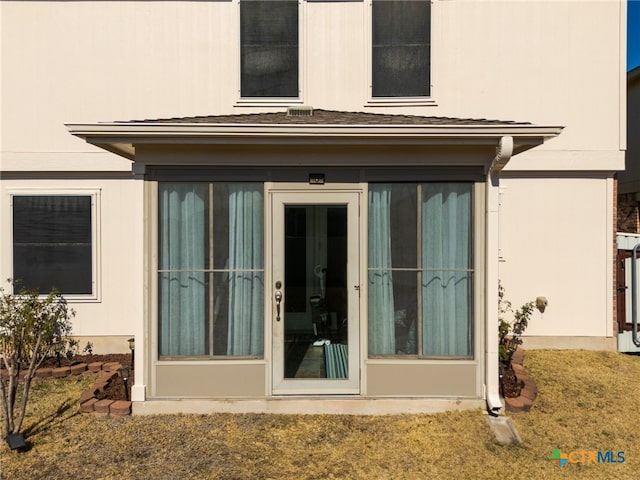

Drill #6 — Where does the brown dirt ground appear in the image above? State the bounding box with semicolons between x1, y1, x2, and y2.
500;363;521;397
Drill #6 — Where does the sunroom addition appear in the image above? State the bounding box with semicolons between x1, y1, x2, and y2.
67;109;562;414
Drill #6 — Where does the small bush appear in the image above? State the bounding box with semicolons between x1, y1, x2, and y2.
498;282;535;363
0;280;75;438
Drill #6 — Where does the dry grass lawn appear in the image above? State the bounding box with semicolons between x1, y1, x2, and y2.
1;350;639;479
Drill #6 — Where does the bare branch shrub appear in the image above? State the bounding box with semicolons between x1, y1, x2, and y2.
0;280;74;438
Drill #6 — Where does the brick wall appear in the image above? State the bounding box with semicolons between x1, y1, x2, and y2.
617;193;640;233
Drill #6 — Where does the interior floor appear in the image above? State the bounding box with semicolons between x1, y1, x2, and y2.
284;326;346;379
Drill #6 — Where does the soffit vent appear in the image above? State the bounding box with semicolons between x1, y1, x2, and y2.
287;106;313;117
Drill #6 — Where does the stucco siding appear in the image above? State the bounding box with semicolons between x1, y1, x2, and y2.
1;1;625;172
499;174;613;338
0;178;141;341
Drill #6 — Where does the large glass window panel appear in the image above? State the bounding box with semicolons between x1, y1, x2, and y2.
422;183;473;357
372;0;431;97
368;183;473;358
368;184;418;355
158;184;208;356
241;0;298;97
13;195;92;295
158;183;264;358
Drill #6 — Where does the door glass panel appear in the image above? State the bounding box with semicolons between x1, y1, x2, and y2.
283;205;348;379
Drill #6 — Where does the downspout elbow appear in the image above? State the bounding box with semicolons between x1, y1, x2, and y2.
490;136;514;177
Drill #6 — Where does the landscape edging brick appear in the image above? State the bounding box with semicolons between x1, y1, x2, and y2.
77;362;132;417
504;348;538;413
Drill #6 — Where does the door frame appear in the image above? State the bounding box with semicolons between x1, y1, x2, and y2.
267;183;363;395
617;249;633;332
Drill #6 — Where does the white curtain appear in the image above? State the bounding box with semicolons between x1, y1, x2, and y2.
159;184;207;356
368;185;396;355
422;183;472;356
227;184;264;356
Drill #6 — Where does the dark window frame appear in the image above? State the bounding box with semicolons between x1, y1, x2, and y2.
240;0;300;99
12;194;96;297
371;0;432;99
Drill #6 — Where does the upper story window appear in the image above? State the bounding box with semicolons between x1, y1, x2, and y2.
372;0;431;98
12;194;97;297
240;0;299;98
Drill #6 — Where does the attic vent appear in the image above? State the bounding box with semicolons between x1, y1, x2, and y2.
287;106;314;117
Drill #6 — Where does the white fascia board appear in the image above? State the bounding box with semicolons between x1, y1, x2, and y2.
66;122;563;140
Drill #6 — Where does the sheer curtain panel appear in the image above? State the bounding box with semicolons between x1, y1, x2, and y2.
421;183;472;357
368;185;396;355
159;184;207;356
227;185;264;356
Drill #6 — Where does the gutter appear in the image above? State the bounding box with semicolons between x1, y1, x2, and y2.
65;121;563;161
65;121;564;138
486;136;514;415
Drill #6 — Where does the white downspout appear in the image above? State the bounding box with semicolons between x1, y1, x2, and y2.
131;163;147;403
485;136;513;415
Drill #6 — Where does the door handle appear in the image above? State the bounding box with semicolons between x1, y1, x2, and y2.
275;290;283;322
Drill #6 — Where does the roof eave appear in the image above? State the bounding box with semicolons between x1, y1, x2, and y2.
65;122;564;160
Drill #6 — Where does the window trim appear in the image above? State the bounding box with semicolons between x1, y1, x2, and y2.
8;188;101;302
364;0;437;107
235;0;305;107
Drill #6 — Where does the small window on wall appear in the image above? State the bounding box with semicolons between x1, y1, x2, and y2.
368;183;473;358
240;0;299;98
158;183;264;358
12;195;95;296
372;0;431;98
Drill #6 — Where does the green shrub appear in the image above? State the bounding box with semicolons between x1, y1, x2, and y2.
498;282;534;363
0;280;75;438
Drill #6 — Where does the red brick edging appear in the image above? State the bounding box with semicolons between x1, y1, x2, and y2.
1;361;132;417
78;362;132;417
32;362;132;417
504;348;538;413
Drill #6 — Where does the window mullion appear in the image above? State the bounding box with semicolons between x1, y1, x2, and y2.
209;184;215;357
416;184;423;357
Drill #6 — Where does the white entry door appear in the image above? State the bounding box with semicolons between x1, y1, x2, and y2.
271;190;360;394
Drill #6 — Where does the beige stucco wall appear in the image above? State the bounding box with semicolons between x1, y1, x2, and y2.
498;174;615;341
0;1;626;164
0;0;626;353
0;178;142;350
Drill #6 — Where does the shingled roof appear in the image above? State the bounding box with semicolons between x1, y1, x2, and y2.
125;108;531;126
67;108;563;161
